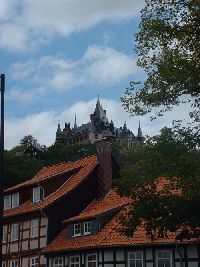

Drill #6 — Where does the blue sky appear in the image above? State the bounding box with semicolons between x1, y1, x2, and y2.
0;0;189;149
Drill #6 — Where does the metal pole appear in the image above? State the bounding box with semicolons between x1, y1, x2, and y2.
0;74;5;267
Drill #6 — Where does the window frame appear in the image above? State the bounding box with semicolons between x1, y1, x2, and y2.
11;223;19;242
73;223;81;237
2;262;6;267
83;221;91;235
70;255;81;267
156;250;173;267
30;257;39;267
10;260;18;267
128;251;144;267
4;195;11;210
12;192;19;208
2;225;7;243
33;187;42;203
53;257;63;267
30;219;39;238
86;254;97;267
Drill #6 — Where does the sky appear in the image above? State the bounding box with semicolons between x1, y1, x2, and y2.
0;0;189;149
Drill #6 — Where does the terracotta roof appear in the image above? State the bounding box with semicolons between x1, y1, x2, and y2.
43;178;186;254
4;155;98;218
43;205;180;254
64;189;129;224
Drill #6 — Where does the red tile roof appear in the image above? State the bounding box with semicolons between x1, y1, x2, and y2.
43;178;187;254
64;189;129;223
4;155;98;218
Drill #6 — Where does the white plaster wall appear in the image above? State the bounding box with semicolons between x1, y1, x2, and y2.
23;230;29;239
99;251;102;262
104;250;113;261
116;264;125;267
40;255;46;265
40;237;47;248
30;240;38;249
188;262;198;267
40;226;47;236
41;217;48;226
22;240;28;250
116;250;124;261
146;262;154;267
175;262;185;267
23;221;30;229
104;264;114;267
2;245;6;254
22;257;29;267
146;249;153;260
10;243;18;253
175;247;184;259
187;247;198;258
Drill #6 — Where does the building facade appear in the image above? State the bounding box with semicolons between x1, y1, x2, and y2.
2;141;119;267
43;178;200;267
55;98;144;148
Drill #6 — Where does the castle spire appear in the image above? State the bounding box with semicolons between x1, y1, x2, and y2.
137;120;143;139
74;114;77;130
57;121;61;133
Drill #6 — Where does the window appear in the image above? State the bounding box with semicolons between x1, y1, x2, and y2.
84;222;91;235
156;251;172;267
128;252;143;267
10;260;18;267
12;192;19;208
87;254;97;267
70;256;80;267
2;225;7;243
4;195;11;210
11;224;19;241
33;187;43;203
53;258;63;267
30;257;39;267
2;262;6;267
73;223;81;237
31;220;39;238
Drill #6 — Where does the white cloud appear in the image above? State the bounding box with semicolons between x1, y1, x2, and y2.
9;46;140;101
0;0;145;51
5;98;190;149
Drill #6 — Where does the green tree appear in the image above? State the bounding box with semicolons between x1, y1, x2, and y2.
121;0;200;121
20;135;40;148
117;126;200;240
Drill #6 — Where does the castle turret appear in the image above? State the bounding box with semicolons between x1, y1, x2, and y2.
137;121;144;140
74;114;77;131
56;123;61;134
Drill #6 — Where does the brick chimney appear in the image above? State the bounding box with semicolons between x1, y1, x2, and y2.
97;140;112;199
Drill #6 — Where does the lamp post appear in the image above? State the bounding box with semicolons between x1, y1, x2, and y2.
0;74;5;267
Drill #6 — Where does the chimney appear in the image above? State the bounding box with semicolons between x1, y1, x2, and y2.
97;140;112;199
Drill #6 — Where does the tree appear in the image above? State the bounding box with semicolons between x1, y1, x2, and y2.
121;0;200;121
117;126;200;240
20;135;40;148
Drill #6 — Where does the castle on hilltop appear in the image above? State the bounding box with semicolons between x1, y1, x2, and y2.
55;97;144;148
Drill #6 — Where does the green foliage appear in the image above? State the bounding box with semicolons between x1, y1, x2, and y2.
20;135;40;148
121;0;200;121
117;126;200;240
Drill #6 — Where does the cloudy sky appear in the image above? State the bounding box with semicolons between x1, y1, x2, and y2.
0;0;189;149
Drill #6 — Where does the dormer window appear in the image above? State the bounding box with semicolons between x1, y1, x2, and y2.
84;222;91;235
73;223;81;237
12;192;19;208
33;187;43;203
4;195;11;210
4;192;19;210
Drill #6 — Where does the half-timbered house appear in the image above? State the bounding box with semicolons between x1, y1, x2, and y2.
43;179;200;267
2;141;119;267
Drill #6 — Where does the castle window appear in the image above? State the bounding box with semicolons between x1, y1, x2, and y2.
11;224;19;241
84;222;91;235
31;219;39;238
73;223;81;237
70;256;80;267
